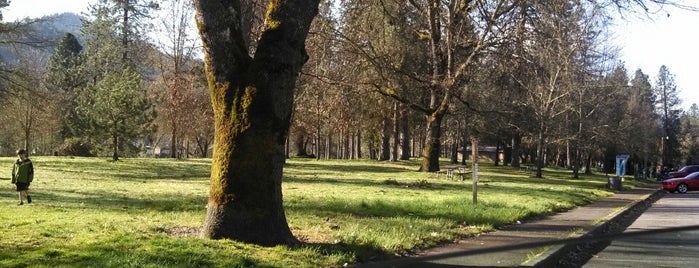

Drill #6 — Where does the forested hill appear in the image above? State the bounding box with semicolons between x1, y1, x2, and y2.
0;12;84;64
38;12;84;42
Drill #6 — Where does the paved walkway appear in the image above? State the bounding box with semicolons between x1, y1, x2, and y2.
359;183;661;267
584;192;699;268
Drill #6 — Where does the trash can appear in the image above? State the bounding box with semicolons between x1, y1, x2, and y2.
608;176;622;190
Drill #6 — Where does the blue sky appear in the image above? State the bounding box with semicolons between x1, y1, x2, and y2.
4;0;698;109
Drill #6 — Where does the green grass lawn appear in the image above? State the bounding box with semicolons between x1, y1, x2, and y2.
0;156;637;267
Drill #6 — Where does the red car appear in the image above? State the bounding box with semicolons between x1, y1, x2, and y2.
662;171;699;193
668;165;699;179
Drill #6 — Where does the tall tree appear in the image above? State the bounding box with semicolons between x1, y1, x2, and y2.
620;69;657;176
5;51;47;153
654;65;682;167
83;0;157;75
519;1;587;178
80;0;158;159
341;0;518;171
596;65;630;174
44;33;88;139
153;0;200;158
194;0;321;245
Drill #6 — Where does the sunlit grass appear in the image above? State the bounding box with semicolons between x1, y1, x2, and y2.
0;156;635;267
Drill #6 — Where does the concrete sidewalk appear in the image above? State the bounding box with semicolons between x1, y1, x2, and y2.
359;183;662;268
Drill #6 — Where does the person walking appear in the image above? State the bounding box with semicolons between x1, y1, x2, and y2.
12;149;34;205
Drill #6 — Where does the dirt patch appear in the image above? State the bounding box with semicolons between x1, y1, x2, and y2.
158;226;201;238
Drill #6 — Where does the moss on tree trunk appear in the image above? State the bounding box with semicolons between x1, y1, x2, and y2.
194;0;320;246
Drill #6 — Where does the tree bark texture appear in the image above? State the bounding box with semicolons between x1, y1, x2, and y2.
420;114;444;171
194;0;320;246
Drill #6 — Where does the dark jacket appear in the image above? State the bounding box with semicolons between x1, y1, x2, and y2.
12;158;33;184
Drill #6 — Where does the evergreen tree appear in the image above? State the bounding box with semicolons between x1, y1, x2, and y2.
625;69;658;175
82;0;157;78
79;0;158;159
654;65;682;167
44;33;88;139
76;67;155;160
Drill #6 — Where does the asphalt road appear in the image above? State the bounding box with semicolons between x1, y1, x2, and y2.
584;191;699;267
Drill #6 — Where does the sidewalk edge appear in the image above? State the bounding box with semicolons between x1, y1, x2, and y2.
522;187;664;267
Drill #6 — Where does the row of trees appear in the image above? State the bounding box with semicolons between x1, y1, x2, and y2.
290;0;697;178
0;0;213;160
2;1;694;170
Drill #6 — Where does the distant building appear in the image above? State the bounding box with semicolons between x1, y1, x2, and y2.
460;146;503;162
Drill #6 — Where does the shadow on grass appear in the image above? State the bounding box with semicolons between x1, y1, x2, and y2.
40;158;211;181
284;175;458;191
286;160;414;174
287;180;606;227
26;188;206;212
486;174;608;189
299;241;391;264
0;236;267;268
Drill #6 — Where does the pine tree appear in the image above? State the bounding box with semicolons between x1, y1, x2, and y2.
626;69;658;176
76;67;155;160
654;65;682;167
79;0;157;159
44;33;88;139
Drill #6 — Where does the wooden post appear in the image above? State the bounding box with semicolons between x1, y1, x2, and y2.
471;138;478;204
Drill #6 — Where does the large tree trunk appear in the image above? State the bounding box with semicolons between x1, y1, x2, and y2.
585;153;593;175
450;140;458;164
294;131;308;157
195;0;320;246
420;114;444;172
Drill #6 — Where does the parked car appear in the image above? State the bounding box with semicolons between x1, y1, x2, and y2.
667;165;699;179
662;171;699;193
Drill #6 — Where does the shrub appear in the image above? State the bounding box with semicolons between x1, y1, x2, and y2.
57;137;93;156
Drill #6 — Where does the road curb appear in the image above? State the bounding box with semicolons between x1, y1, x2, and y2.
524;187;664;267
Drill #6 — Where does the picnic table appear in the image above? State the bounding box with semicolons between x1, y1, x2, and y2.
520;164;536;173
436;164;471;181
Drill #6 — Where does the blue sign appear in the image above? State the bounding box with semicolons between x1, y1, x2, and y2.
616;154;630;177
